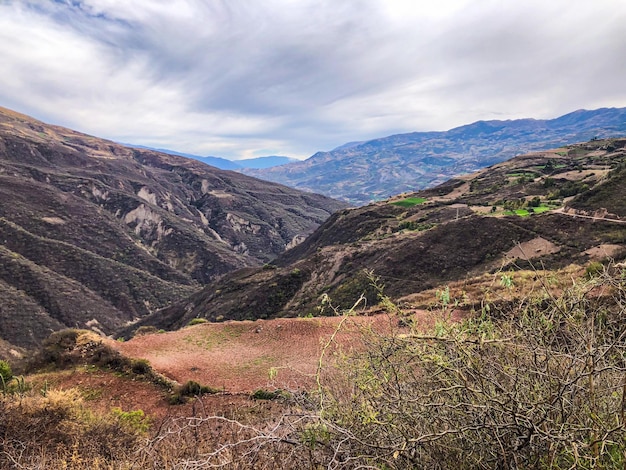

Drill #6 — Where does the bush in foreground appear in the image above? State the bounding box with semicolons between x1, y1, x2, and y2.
2;268;625;469
307;268;626;469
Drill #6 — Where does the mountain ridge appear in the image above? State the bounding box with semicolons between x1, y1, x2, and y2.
0;106;345;348
245;107;626;204
121;144;298;170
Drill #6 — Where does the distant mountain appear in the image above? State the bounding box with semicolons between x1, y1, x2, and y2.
236;156;298;169
120;145;242;170
0;106;345;348
196;155;242;170
121;144;297;171
133;136;626;331
245;107;626;205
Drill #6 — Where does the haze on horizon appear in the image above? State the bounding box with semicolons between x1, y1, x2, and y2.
1;0;625;160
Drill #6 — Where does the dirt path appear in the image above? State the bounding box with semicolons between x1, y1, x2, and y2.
551;207;626;224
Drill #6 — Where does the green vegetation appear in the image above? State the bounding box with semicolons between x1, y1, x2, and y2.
390;196;427;207
111;407;151;434
585;260;604;278
0;360;13;391
531;205;552;214
187;317;208;326
250;388;290;400
548;180;589;199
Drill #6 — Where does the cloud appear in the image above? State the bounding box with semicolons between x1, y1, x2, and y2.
0;0;625;159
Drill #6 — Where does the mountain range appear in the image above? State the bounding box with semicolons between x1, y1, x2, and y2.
0;106;344;349
244;107;626;204
131;136;626;332
2;104;626;351
124;145;298;170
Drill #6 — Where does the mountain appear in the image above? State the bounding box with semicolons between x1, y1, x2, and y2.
192;155;242;170
133;136;626;331
244;107;626;205
0;106;346;348
119;145;243;170
235;156;298;169
122;145;297;170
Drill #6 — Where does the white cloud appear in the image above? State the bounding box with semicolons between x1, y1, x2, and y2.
0;0;625;159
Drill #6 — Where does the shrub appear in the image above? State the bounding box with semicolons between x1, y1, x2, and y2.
187;317;208;326
170;380;219;404
250;388;289;400
111;407;151;434
130;358;152;375
307;270;626;469
133;325;159;337
0;360;12;388
0;388;144;467
585;260;604;278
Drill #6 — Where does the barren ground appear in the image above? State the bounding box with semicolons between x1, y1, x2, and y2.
114;313;411;393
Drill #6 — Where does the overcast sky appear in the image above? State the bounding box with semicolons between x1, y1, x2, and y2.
1;0;625;159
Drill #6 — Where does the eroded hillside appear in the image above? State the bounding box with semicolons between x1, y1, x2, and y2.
137;137;626;331
0;107;345;348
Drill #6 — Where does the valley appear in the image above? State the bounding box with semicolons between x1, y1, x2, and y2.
0;106;345;349
1;108;625;469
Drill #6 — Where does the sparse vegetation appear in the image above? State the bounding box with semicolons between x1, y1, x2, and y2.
133;325;159;337
251;388;290;400
297;268;626;469
169;380;220;404
3;266;626;468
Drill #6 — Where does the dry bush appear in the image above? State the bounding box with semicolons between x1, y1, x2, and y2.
0;388;145;469
27;329;174;391
306;268;626;469
4;269;626;469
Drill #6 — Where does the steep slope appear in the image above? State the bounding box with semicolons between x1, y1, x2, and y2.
246;107;626;204
0;107;345;348
135;137;626;332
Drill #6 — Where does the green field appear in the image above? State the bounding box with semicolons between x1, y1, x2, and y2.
504;205;553;217
391;197;427;207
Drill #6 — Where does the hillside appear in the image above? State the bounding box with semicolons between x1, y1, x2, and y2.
245;107;626;204
135;137;626;331
0;107;345;348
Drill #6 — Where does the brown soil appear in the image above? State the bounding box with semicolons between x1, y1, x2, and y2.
28;368;286;426
114;313;409;393
583;244;624;260
505;237;560;261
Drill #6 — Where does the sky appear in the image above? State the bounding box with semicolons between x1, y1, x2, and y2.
1;1;626;160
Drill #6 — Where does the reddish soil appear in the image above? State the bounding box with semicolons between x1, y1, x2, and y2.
114;314;409;393
25;311;457;426
29;368;286;425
